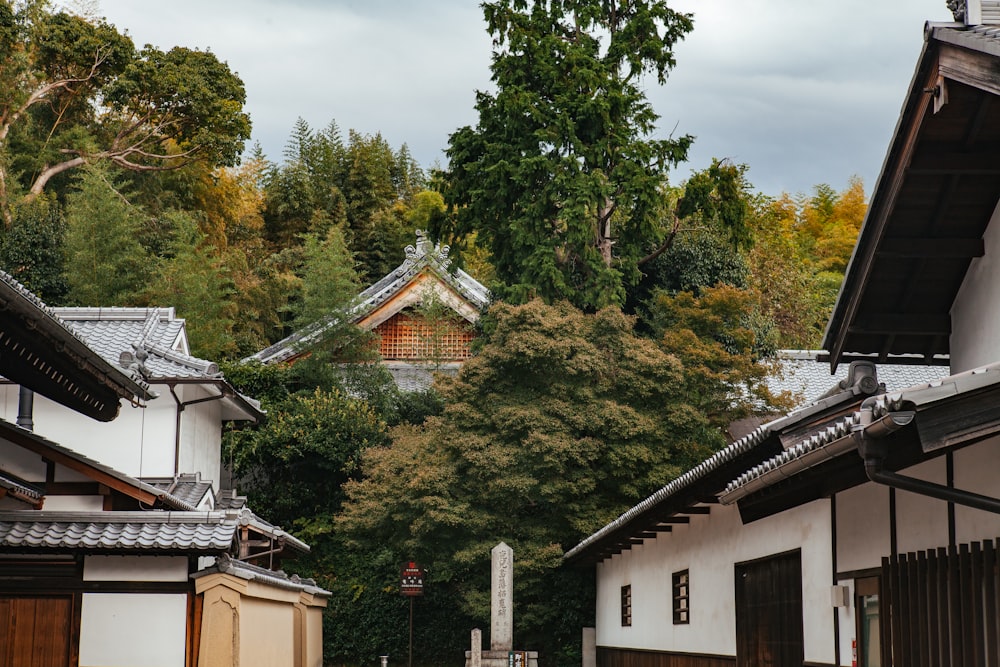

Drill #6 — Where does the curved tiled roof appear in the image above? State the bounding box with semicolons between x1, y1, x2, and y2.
769;350;951;406
193;553;330;597
247;232;490;365
0;511;236;552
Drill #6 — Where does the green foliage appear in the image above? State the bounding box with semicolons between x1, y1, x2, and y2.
225;387;390;532
337;299;775;665
0;196;67;303
440;0;695;310
0;2;250;221
142;210;237;359
62;165;151;305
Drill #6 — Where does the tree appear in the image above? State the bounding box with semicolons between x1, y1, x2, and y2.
337;299;778;665
0;195;68;302
440;0;697;309
62;164;151;305
0;1;250;224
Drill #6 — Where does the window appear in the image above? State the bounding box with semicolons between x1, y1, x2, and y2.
672;569;690;624
620;585;632;626
855;576;881;667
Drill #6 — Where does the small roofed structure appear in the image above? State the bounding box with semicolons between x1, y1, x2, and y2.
248;231;490;390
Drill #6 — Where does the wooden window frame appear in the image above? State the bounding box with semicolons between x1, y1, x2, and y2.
620;584;632;627
672;569;690;624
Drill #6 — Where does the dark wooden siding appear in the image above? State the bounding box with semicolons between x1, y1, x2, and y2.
881;537;1000;666
0;595;76;667
598;646;735;667
735;550;804;667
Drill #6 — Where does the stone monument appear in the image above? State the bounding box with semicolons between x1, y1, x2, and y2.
465;542;538;667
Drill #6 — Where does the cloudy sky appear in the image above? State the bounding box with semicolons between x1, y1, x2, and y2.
95;0;953;197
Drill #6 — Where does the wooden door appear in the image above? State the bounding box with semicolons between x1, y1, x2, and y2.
735;551;804;667
0;595;75;667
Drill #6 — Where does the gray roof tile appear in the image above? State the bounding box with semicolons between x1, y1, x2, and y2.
248;232;490;365
0;511;236;552
769;351;951;406
193;553;330;596
146;475;214;508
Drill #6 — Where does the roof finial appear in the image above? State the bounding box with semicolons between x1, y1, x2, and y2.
947;0;967;22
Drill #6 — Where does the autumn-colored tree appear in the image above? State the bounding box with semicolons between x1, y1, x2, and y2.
0;1;250;223
337;298;785;665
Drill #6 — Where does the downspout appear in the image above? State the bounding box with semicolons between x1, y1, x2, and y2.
853;397;1000;514
16;386;33;431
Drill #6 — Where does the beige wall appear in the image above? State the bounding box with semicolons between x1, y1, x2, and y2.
195;572;328;667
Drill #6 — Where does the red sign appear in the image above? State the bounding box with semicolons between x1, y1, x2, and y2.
400;562;424;596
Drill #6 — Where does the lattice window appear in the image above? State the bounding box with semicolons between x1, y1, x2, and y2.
672;569;689;624
374;309;474;361
620;584;632;627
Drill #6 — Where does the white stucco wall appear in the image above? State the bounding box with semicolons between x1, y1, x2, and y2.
7;388;177;479
175;383;223;489
595;500;835;663
953;435;1000;543
84;556;189;582
1;381;225;488
950;197;1000;373
79;593;188;667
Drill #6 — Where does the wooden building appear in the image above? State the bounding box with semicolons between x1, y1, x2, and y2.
248;231;490;390
566;7;1000;666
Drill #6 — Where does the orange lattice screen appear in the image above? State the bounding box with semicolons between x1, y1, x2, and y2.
375;310;475;361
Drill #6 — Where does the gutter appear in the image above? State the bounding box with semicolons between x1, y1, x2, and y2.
853;397;1000;514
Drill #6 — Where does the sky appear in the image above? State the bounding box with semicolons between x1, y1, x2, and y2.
94;0;954;197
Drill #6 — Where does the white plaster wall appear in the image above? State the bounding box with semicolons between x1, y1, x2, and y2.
595;500;835;664
950;197;1000;373
79;593;187;667
20;390;177;479
894;458;949;555
835;481;890;574
0;437;47;480
176;384;223;488
953;436;1000;543
42;496;103;511
84;556;188;582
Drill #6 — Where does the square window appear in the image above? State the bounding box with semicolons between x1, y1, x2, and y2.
673;569;689;624
620;584;632;627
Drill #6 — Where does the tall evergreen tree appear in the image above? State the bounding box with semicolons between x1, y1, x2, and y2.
440;0;696;309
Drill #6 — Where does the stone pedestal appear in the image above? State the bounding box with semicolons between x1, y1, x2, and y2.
464;650;539;667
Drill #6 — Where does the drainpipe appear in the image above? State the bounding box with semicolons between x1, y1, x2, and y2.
16;386;33;431
853;397;1000;514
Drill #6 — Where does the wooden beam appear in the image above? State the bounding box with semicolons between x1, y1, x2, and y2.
849;314;951;336
3;427;159;506
939;44;1000;97
678;506;711;515
878;237;985;259
656;517;691;524
652;525;674;532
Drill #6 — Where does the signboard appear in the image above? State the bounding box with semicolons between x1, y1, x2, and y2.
400;561;424;597
508;651;528;667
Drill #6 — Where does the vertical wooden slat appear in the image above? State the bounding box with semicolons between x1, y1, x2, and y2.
972;541;986;667
916;551;930;667
960;544;976;665
986;539;999;667
881;556;894;667
951;544;965;666
899;554;913;665
927;549;941;667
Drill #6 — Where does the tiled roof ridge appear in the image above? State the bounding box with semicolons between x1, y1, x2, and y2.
199;553;331;596
0;509;227;523
246;231;490;364
140;340;220;378
46;306;177;321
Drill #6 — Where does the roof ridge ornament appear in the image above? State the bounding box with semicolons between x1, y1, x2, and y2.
948;0;966;21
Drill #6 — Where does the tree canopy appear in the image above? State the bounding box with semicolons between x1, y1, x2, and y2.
0;0;251;224
439;0;696;309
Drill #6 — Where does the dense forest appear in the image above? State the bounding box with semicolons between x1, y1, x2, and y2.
0;1;869;665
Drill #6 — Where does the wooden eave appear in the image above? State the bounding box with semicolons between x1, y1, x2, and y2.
824;25;1000;370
